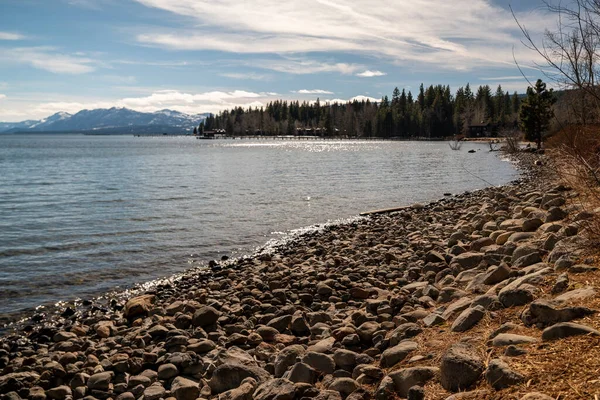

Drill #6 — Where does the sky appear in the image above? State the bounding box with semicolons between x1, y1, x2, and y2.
0;0;556;122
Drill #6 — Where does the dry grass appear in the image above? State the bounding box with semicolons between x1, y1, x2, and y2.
381;269;600;399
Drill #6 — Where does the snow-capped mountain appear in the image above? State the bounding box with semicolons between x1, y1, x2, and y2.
0;108;208;134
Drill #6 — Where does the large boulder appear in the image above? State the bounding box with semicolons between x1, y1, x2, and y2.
541;322;600;341
192;306;221;327
440;344;484;391
253;378;296;400
380;341;418;368
388;367;439;397
124;294;155;319
209;364;270;394
484;359;524;390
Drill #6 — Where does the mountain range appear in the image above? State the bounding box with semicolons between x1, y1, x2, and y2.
0;108;209;134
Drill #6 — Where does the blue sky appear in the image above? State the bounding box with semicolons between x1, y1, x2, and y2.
0;0;552;121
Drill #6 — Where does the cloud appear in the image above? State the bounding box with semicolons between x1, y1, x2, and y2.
0;47;96;74
0;94;6;100
132;0;552;71
220;72;270;81
0;32;25;41
0;90;379;121
479;76;534;81
356;70;386;77
295;89;334;94
250;58;362;75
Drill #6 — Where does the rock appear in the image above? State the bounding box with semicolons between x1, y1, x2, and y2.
327;377;359;399
541;322;600;341
551;273;569;294
491;333;538;347
315;390;344;400
375;376;395;400
290;315;310;336
521;299;596;327
267;315;292;332
523;218;543;232
124;294;155;319
253;378;296;400
287;362;318;384
218;378;256;400
483;264;511;285
380;341;418;368
274;345;306;377
158;363;179;380
46;386;72;399
440;343;484;391
171;376;200;400
484;359;524;389
356;321;380;343
513;252;543;269
452;253;483;270
388;323;422;345
555;287;596;302
451;305;485;332
209;364;270;394
442;297;472;320
499;287;534;308
302;352;335;375
423;313;446;327
426;250;446;264
192;306;221;327
189;339;216;354
87;371;113;391
333;349;358;370
389;367;439;397
144;384;166;400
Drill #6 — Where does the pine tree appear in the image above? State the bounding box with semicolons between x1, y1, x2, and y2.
519;79;556;149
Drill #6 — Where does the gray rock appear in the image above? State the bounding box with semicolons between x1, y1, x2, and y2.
483;264;511;285
551;273;569;294
287;362;318;384
389;367;439;397
171;376;200;400
388;323;422;345
440;343;484;391
423;313;446;327
491;333;538;347
87;371;113;391
542;322;600;341
452;253;483;270
407;385;425;400
499;287;534;308
267;315;293;332
274;345;306;377
253;378;296;400
484;359;524;389
513;252;543;269
356;321;380;343
143;384;166;400
333;349;359;370
451;305;485;332
302;352;335;375
46;386;72;400
521;299;596;327
209;364;270;394
375;376;395;400
327;378;359;399
441;297;473;320
157;363;178;380
192;306;221;327
380;341;418;368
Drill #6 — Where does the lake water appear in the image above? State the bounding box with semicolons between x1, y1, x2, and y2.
0;135;518;321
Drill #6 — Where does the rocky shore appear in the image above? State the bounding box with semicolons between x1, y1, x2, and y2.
2;152;600;400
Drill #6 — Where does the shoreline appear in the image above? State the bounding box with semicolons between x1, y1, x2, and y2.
4;150;598;399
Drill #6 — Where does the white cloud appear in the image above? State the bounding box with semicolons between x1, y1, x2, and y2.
0;47;96;74
0;90;380;121
296;89;334;94
356;70;386;77
133;0;551;71
220;72;270;81
0;94;6;100
0;32;25;41
479;76;533;81
251;58;362;75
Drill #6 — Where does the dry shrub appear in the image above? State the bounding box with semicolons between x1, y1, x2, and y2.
546;124;600;244
500;128;522;154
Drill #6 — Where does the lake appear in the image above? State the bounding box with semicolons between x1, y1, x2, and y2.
0;135;518;321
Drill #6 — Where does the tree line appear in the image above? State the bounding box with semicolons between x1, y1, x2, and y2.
200;84;523;138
